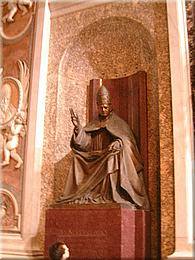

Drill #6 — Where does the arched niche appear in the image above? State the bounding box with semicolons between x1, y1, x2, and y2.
56;16;157;159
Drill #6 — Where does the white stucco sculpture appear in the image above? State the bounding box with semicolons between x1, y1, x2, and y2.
2;0;33;23
0;60;29;169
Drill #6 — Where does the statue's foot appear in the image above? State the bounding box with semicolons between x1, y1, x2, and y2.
7;17;15;23
1;161;9;167
15;161;23;169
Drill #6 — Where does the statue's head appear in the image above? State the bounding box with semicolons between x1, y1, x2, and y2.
96;85;112;118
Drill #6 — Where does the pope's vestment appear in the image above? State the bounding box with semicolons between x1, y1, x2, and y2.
59;112;149;209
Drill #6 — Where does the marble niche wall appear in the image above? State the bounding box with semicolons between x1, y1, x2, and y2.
40;2;174;259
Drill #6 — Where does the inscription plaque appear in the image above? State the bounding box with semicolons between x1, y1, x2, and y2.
45;204;150;259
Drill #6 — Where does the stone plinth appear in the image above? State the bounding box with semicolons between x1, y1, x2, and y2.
44;204;150;259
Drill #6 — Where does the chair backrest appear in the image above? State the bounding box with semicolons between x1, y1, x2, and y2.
88;71;148;185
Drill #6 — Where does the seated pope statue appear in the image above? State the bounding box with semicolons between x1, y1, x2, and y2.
57;85;149;209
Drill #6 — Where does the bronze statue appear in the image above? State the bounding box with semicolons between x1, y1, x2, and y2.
57;85;149;209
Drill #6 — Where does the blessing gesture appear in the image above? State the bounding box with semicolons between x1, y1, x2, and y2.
69;108;81;130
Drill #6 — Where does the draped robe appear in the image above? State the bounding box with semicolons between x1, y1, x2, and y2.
58;112;149;209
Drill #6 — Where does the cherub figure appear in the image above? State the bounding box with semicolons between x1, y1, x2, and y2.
1;113;26;169
2;0;33;23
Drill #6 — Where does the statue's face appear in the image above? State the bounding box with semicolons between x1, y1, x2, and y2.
97;103;112;118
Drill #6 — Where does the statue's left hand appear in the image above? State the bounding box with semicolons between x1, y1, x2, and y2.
109;139;123;151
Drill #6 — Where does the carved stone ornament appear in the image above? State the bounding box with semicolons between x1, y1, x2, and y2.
0;1;35;44
0;189;20;231
0;60;29;169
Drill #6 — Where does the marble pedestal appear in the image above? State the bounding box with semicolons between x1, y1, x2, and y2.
44;204;150;259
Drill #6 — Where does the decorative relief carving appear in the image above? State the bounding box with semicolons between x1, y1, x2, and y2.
0;0;35;44
0;189;20;231
2;0;33;23
0;60;29;169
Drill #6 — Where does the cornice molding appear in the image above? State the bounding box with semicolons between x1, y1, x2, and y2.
49;0;114;18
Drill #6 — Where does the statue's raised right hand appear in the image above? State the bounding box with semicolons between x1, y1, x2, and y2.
69;108;80;129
